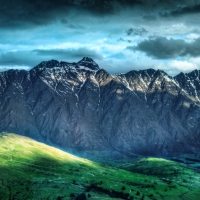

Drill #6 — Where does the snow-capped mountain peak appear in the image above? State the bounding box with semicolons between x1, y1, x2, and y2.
77;57;100;71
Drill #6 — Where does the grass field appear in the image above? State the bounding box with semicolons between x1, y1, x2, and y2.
0;132;200;200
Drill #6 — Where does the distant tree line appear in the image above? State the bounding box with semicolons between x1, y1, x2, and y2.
86;183;134;200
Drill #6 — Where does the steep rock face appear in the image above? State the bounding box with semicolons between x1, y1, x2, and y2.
0;57;200;156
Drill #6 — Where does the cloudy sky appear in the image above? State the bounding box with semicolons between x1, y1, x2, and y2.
1;0;200;75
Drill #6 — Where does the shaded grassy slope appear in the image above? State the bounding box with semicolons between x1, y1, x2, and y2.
0;132;200;200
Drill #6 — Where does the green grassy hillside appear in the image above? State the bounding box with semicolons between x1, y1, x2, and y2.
0;132;200;200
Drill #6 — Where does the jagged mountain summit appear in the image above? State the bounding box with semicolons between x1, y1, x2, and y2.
0;57;200;156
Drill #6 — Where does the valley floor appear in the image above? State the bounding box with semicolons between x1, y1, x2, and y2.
0;133;200;200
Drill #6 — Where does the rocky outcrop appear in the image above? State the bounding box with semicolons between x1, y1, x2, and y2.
0;57;200;156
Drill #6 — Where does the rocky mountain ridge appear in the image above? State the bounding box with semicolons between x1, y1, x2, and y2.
0;57;200;156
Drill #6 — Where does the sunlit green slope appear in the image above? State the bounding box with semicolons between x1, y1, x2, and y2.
0;132;200;200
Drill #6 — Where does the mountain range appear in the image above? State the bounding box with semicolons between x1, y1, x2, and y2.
0;57;200;156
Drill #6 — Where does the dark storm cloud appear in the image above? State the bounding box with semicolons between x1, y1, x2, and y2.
60;18;68;24
0;51;37;66
33;48;103;60
128;36;200;59
0;48;102;67
0;0;75;28
0;0;199;29
126;27;148;36
0;0;141;29
160;4;200;17
142;15;157;21
80;0;143;14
